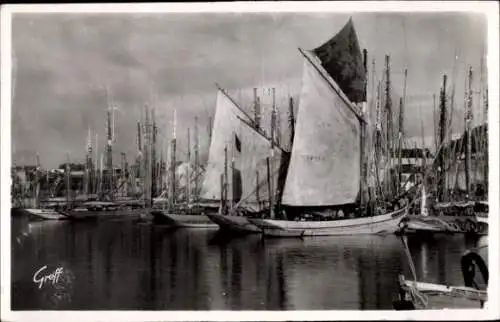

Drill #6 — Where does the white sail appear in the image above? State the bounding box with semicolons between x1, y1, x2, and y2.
281;51;361;207
200;90;282;207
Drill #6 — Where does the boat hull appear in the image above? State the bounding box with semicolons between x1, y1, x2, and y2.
248;208;407;237
206;213;262;234
21;208;69;221
63;208;147;221
151;211;218;229
395;274;486;310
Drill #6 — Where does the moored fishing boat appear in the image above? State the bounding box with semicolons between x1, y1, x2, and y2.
20;208;69;221
247;19;408;237
201;85;288;234
62;201;147;221
151;212;217;228
206;212;262;234
393;235;488;310
250;208;406;237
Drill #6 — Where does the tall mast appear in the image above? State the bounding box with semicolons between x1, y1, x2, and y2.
66;153;71;209
397;68;407;195
194;116;199;202
360;48;368;206
253;88;261;130
288;96;295;149
223;145;228;214
374;79;381;197
151;108;157;198
481;54;488;194
120;152;127;197
35;153;40;209
437;74;448;202
269;88;276;218
106;109;114;200
186;127;191;205
256;170;260;211
85;128;93;197
170;108;177;209
384;55;393;196
464;66;473;197
94;134;99;196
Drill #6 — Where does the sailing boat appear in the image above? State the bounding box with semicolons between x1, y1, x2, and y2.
247;18;408;237
205;86;286;234
150;107;219;228
20;154;69;221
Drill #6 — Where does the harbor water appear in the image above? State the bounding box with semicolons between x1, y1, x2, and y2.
11;216;482;310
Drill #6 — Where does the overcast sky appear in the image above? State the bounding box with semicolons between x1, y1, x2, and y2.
12;12;487;168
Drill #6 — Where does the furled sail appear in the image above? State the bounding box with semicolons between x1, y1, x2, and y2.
281;49;362;207
314;18;366;103
200;90;282;209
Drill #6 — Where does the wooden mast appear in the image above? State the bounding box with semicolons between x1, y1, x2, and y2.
437;75;448;202
106;109;114;201
223;145;228;214
464;66;473;197
66;153;71;209
360;48;368;206
194;116;199;203
186;127;191;206
397;68;407;195
384;55;393;197
269;88;276;219
169;108;177;210
254;88;261;131
288;96;295;149
35;153;40;209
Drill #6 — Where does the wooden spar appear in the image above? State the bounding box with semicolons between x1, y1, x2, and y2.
481;54;488;193
397;68;407;195
256;170;260;211
224;145;228;213
433;94;437;152
186;127;191;205
288;96;295;149
95;134;99;197
437;75;448;202
374;80;383;199
266;157;273;218
384;55;393;196
220;173;224;214
194;116;199;202
66;153;71;209
35;153;40;208
215;82;255;124
152;108;157;198
359;48;368;206
465;66;473;197
106;108;114;201
397;98;404;194
170;112;177;209
298;48;365;124
270;88;276;217
253;88;261;130
218;84;287;153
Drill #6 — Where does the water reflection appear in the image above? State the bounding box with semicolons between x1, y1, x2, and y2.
11;218;484;310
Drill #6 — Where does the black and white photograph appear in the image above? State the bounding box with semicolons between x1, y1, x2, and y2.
1;2;499;321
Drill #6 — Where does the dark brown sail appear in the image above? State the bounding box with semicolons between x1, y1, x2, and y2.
313;18;366;103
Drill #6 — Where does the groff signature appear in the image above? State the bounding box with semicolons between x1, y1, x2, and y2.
33;265;64;289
